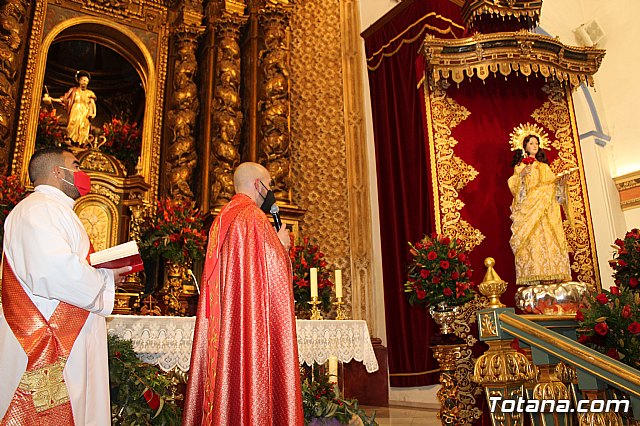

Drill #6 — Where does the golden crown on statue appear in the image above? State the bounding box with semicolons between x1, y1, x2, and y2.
509;122;550;151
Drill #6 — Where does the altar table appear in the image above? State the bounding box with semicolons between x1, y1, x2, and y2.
106;315;379;373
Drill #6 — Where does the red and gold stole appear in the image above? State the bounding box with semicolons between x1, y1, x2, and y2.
1;259;89;426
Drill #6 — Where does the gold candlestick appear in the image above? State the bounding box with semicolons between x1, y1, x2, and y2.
309;296;323;320
334;297;348;320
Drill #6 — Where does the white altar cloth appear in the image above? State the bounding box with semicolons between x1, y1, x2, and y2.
107;316;378;373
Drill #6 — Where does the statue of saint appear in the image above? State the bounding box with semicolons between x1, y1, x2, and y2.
508;124;573;285
43;70;96;145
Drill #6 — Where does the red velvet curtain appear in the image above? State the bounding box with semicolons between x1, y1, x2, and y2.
363;0;465;387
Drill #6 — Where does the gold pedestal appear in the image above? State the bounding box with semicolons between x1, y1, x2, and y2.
431;343;464;426
333;297;348;320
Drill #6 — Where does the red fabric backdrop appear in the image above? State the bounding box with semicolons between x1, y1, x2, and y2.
363;0;466;387
432;76;571;305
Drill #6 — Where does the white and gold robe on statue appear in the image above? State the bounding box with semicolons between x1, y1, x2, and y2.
508;161;572;285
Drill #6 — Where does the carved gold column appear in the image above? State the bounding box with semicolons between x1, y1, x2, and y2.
473;258;539;426
208;1;247;208
0;0;31;174
167;4;204;201
258;1;293;204
432;343;465;425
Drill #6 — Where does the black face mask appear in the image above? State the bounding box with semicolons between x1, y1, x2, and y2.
259;181;276;214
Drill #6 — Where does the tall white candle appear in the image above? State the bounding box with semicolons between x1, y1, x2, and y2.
310;267;318;298
328;356;338;383
335;269;342;298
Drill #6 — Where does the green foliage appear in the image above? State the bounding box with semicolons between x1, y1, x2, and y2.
403;233;475;307
576;286;640;370
302;370;377;426
108;335;182;425
290;236;334;314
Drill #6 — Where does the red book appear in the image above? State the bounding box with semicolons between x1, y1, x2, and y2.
90;241;144;275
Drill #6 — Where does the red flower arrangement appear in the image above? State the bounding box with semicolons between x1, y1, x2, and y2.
138;197;207;264
101;116;142;174
576;286;640;370
609;228;640;290
522;156;535;165
36;109;65;149
403;233;475;307
0;175;27;242
289;236;333;314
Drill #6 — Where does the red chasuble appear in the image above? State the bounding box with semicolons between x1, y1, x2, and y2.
183;194;303;426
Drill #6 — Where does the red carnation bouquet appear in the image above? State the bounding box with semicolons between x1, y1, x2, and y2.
403;233;475;307
609;228;640;290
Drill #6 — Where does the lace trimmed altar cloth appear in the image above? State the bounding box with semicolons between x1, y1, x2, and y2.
107;316;378;373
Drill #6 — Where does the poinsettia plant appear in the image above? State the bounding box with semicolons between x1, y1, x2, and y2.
0;175;28;243
101;116;142;174
576;286;640;370
403;233;475;307
290;236;333;314
609;228;640;290
138;197;207;264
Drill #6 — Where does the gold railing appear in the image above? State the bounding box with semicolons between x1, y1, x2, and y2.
469;258;640;426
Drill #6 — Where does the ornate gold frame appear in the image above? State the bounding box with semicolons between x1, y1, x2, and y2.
12;1;169;204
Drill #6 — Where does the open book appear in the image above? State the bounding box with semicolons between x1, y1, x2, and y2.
89;240;144;275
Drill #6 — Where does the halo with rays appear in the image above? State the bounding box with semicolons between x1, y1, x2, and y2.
509;123;550;152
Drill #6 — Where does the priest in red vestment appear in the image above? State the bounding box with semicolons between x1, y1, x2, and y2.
183;162;304;426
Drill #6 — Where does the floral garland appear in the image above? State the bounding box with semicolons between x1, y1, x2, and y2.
290;236;333;314
302;368;376;425
138;197;207;264
108;335;182;425
403;233;475;307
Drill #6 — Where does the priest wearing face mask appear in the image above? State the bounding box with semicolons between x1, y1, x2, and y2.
183;162;303;426
0;147;132;425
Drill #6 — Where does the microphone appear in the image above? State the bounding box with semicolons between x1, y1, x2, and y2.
187;269;200;294
270;204;282;231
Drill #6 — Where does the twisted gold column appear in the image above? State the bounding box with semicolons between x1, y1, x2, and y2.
432;343;465;425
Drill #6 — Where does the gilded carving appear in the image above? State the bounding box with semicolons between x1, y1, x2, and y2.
421;31;605;87
259;7;292;203
461;0;542;29
0;0;30;174
78;205;111;251
167;18;204;200
210;16;245;207
427;79;485;251
479;312;498;338
90;184;121;204
449;296;486;425
290;0;352;321
531;82;599;290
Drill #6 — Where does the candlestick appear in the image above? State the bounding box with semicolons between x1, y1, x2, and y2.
308;295;323;320
335;269;342;298
310;267;318;298
333;297;349;320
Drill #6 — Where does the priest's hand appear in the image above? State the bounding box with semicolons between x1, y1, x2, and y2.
276;225;291;252
113;266;133;287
